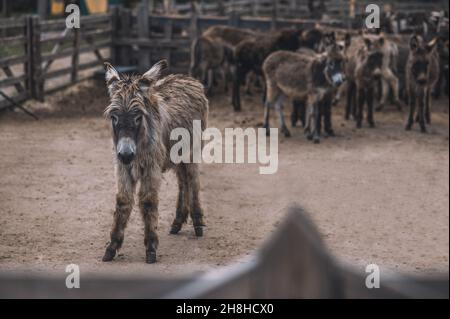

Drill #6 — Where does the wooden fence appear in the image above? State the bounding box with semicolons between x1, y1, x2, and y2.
111;5;346;75
0;14;111;111
0;207;447;298
1;0;448;112
151;0;449;20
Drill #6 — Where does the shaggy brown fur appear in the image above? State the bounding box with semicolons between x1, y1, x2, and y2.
405;35;440;133
365;34;403;112
344;34;385;128
102;60;209;264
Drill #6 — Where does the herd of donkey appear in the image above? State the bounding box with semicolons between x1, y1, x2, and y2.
100;11;449;264
189;12;449;143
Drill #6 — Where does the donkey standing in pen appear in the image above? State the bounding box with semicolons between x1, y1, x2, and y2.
405;35;439;133
102;60;209;264
262;32;346;142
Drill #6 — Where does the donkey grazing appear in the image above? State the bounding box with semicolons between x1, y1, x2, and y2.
262;32;346;142
405;35;439;133
102;60;209;264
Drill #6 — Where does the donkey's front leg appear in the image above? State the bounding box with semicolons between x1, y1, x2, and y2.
103;166;136;262
139;175;161;264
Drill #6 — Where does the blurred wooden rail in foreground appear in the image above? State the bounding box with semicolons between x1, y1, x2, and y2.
0;207;448;299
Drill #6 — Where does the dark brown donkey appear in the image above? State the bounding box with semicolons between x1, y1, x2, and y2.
405;35;439;133
102;60;209;264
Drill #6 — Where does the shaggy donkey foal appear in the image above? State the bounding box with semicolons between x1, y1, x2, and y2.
405;35;439;133
263;33;346;142
102;60;209;264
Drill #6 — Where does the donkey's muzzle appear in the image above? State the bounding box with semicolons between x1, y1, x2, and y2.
117;137;136;165
332;73;345;87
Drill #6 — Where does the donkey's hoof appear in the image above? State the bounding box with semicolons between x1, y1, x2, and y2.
395;100;404;111
170;224;182;235
282;128;291;138
102;247;116;262
146;251;157;264
375;104;384;112
313;137;321;144
368;122;375;128
194;226;203;237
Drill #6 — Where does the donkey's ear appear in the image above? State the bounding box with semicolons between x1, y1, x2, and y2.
364;38;372;50
426;37;438;53
104;62;120;96
344;33;352;47
142;60;168;82
409;35;420;51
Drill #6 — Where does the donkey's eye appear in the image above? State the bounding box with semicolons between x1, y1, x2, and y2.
135;115;142;125
111;114;118;125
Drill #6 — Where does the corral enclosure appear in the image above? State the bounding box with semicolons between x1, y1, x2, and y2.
0;0;449;298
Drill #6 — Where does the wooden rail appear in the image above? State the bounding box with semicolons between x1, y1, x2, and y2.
152;0;448;19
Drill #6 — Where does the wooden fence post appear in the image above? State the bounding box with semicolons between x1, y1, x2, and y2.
137;3;150;73
33;16;44;102
163;20;173;67
25;16;34;98
190;2;199;42
120;8;132;66
110;5;120;65
271;0;278;30
71;28;80;83
228;11;240;28
25;15;43;101
252;0;258;17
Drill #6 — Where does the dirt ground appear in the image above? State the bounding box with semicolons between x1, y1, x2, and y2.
0;80;448;278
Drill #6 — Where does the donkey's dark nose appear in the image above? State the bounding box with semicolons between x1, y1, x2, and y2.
117;138;136;165
118;150;135;165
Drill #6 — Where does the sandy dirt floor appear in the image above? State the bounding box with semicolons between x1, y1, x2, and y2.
0;80;448;278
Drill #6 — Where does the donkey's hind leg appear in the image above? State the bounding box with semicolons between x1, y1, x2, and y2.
187;163;205;237
170;164;190;235
274;94;291;137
